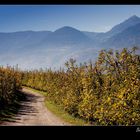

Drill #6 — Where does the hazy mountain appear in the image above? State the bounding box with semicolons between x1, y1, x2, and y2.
102;23;140;49
39;26;94;48
0;26;97;70
82;31;99;39
83;15;140;43
106;15;140;37
0;31;52;53
0;15;140;70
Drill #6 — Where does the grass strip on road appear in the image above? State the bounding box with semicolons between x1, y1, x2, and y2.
23;86;90;126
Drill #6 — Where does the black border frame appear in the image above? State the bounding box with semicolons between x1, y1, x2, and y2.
0;1;140;137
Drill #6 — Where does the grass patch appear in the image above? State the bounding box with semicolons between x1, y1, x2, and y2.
22;86;47;96
22;86;90;125
45;99;89;125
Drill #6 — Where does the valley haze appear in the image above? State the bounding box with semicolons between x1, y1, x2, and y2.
0;15;140;70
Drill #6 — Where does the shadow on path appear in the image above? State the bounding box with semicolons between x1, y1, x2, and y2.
0;91;40;125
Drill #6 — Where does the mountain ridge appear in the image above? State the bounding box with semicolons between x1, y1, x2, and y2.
0;15;140;70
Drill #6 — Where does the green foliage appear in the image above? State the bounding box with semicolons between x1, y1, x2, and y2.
22;47;140;125
0;66;22;108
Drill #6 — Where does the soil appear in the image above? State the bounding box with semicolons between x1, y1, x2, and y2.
1;88;70;126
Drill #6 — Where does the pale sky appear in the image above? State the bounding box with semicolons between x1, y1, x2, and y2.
0;5;140;32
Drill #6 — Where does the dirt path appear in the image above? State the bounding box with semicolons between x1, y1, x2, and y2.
1;88;70;126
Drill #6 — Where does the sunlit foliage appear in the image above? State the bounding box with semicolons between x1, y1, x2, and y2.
22;47;140;125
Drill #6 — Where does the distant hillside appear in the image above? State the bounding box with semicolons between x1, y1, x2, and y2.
0;15;140;70
102;23;140;49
